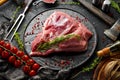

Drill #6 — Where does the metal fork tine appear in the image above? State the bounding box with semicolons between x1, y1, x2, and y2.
4;0;33;42
10;14;25;42
4;14;21;40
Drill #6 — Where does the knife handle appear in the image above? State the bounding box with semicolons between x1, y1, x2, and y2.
78;0;115;26
0;0;8;6
97;47;110;57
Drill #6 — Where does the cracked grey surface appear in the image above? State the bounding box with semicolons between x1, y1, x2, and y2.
0;0;120;80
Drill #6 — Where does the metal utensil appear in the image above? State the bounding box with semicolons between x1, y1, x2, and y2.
78;0;115;25
77;0;120;41
4;0;33;42
104;19;120;41
33;0;42;5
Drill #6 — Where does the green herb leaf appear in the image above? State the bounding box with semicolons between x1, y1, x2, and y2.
11;6;21;21
70;57;102;79
81;57;102;72
37;34;80;51
111;0;120;13
14;32;24;51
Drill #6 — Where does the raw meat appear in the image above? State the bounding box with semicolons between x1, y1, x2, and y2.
30;11;92;56
43;0;56;3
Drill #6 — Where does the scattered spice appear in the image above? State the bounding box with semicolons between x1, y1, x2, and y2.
61;0;65;2
102;36;105;43
60;60;70;67
92;42;96;48
75;17;88;23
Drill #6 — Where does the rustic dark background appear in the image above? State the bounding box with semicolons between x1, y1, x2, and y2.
0;0;120;80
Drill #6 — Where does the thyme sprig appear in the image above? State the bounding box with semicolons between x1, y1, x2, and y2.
81;57;102;72
37;34;80;51
14;32;24;51
11;6;21;21
111;0;120;13
70;57;102;79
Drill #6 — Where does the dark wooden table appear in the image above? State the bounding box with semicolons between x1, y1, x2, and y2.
0;0;120;80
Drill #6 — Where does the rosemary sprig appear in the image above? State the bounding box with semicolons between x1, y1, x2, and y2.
37;34;80;51
11;6;21;21
14;32;24;51
111;0;120;13
70;57;102;79
81;57;102;72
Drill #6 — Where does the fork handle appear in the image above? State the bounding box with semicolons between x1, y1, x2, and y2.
23;0;33;14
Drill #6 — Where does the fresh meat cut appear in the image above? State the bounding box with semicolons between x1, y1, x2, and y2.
30;11;93;56
43;0;56;3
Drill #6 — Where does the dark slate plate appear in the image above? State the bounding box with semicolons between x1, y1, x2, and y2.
23;8;97;70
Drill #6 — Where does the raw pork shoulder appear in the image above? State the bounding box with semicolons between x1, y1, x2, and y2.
43;0;56;3
30;11;92;56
